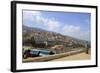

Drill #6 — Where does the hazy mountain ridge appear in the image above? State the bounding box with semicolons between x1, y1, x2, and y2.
23;25;88;46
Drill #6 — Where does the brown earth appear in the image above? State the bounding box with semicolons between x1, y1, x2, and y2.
51;52;91;61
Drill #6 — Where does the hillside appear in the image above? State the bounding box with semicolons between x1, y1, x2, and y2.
22;25;88;48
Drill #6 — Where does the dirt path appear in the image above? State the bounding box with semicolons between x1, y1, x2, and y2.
51;52;91;61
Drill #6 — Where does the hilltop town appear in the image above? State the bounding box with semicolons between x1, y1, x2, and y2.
23;25;90;53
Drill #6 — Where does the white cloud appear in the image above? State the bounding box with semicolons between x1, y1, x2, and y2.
63;25;80;33
23;11;41;20
23;11;90;41
23;11;42;26
43;18;61;31
24;11;61;31
62;25;90;41
23;11;41;19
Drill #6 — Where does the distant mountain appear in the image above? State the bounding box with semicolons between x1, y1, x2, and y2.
23;25;69;39
23;25;48;33
22;25;88;47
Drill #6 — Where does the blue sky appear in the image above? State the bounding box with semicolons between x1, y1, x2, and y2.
23;10;91;41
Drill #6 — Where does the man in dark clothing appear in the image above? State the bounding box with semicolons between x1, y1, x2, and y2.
84;42;89;54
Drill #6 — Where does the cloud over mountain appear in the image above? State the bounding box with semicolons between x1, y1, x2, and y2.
23;10;91;41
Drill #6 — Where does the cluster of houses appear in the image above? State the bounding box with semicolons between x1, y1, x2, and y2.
23;26;91;55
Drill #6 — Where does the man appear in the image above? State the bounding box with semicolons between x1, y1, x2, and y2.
84;41;89;54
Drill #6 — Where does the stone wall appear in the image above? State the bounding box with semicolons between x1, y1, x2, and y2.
23;49;86;63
